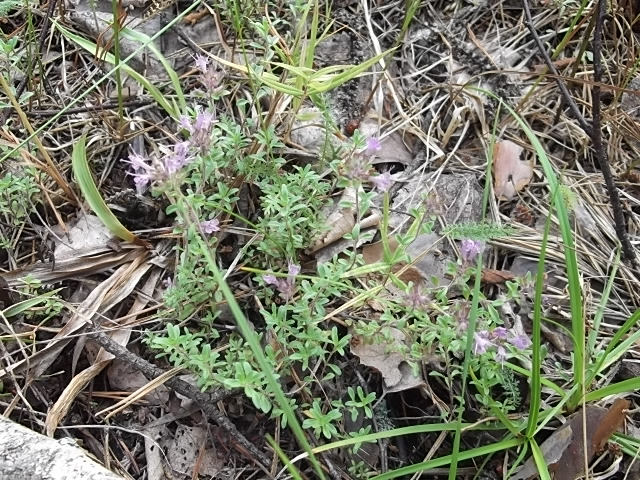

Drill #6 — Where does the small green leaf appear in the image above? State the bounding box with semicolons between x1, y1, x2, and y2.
3;290;61;318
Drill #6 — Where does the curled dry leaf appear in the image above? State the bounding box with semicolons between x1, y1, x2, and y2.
362;239;426;285
513;399;629;480
350;328;425;393
493;140;533;201
308;186;357;253
481;269;515;284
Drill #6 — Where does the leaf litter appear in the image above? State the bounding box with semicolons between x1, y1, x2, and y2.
2;0;640;478
513;399;629;480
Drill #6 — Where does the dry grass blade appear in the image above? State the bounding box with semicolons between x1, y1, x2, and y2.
0;74;77;205
97;367;183;420
1;248;143;287
45;266;160;435
0;250;149;380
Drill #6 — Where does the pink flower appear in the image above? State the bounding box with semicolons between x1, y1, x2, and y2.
124;142;193;192
201;69;224;94
460;239;484;263
508;333;531;350
124;152;156;193
369;171;393;192
263;261;301;301
491;327;509;340
180;109;215;151
194;54;209;72
403;285;430;310
287;262;301;276
495;345;508;364
200;219;220;234
342;153;371;182
365;137;382;155
473;330;493;355
263;274;277;285
160;141;193;174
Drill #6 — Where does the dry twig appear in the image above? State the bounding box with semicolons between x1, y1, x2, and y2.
87;328;273;473
522;0;638;271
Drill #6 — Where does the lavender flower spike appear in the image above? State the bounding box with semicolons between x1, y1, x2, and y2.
365;137;382;155
263;262;301;302
460;239;485;263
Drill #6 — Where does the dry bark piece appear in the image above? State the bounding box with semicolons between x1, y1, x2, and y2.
0;415;124;480
493;140;533;200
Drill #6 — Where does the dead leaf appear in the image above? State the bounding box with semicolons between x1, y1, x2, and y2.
358;116;414;166
362;239;425;285
167;425;223;479
350;328;424;393
309;186;380;253
512;425;573;480
493;140;533;201
513;399;629;480
362;238;400;264
481;269;515;284
52;214;114;261
591;398;629;452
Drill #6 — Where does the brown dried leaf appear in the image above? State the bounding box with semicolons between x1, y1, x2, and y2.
362;239;425;285
362;238;399;264
513;399;629;480
591;398;629;452
493;140;533;200
308;187;357;253
351;328;424;393
481;269;515;284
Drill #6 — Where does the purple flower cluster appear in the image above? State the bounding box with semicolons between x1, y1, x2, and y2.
125;142;194;193
124;55;223;191
342;137;394;192
179;108;215;151
473;327;531;363
342;152;372;182
263;261;300;302
403;284;431;310
194;54;224;94
460;239;484;263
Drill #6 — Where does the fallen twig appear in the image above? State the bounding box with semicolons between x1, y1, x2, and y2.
87;328;273;473
522;0;638;270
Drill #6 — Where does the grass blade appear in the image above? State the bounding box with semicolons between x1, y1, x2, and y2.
72;135;150;248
